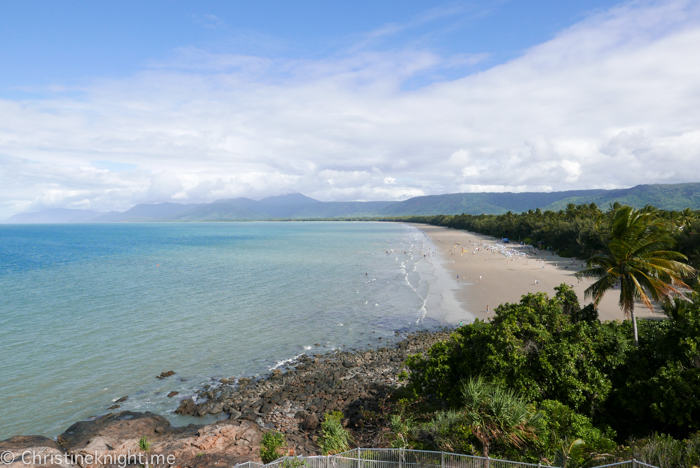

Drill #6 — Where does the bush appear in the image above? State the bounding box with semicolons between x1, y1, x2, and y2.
318;411;354;455
260;431;286;463
138;435;151;452
620;432;700;468
389;414;416;449
537;400;616;464
414;411;476;454
404;285;630;415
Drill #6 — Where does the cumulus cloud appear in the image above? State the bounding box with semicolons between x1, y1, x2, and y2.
1;0;700;218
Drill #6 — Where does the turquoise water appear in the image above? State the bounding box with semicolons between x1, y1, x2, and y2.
0;222;448;439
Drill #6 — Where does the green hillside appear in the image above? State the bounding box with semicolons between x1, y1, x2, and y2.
542;183;700;212
379;189;608;216
379;183;700;216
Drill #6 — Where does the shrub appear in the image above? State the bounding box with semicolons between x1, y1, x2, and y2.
280;457;309;468
415;411;476;455
623;432;700;468
138;435;151;452
260;431;286;463
318;411;354;455
536;400;616;465
404;286;630;415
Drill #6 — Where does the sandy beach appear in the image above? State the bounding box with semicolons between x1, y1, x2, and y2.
410;223;666;324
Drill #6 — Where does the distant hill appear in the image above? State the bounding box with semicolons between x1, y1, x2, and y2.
3;183;699;223
541;183;700;212
377;190;609;216
2;208;103;224
91;202;193;222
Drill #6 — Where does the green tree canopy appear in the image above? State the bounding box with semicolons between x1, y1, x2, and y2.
405;285;630;416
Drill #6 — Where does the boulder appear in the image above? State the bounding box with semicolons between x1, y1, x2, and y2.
0;435;76;468
209;402;224;415
301;414;319;431
57;411;169;451
55;412;263;468
156;370;176;379
175;398;198;416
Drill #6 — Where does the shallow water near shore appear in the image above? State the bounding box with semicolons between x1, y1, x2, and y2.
0;221;458;439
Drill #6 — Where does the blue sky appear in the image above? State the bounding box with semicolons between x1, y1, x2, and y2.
1;0;700;218
1;1;617;93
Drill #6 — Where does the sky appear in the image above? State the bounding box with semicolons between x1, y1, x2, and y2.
1;0;700;218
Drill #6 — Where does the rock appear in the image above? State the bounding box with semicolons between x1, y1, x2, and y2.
55;412;262;468
197;403;212;417
241;412;257;422
209;403;224;415
167;391;179;398
0;435;76;468
115;396;128;403
57;411;169;450
156;370;176;379
107;405;120;410
301;414;319;431
152;328;453;455
175;398;198;416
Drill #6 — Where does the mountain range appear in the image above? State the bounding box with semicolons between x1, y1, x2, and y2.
4;182;700;224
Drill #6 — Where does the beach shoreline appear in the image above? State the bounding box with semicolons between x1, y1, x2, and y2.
408;223;666;324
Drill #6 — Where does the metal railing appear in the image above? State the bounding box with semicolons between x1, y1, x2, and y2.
589;461;658;468
234;448;659;468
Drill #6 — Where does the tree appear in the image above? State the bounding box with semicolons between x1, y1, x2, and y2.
404;286;629;415
576;206;695;346
460;377;541;459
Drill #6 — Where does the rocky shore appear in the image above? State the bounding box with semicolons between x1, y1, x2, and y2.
174;329;452;453
0;329;451;467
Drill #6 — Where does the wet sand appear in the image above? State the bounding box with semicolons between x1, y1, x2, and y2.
410;223;666;324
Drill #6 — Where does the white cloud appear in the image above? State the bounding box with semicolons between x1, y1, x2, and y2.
2;0;700;218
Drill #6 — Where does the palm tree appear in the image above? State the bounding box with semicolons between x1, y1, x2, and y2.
460;377;541;461
576;205;696;345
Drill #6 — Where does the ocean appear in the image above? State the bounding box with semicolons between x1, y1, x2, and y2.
0;221;459;439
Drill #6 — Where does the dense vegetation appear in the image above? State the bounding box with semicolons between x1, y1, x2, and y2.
384;285;700;466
